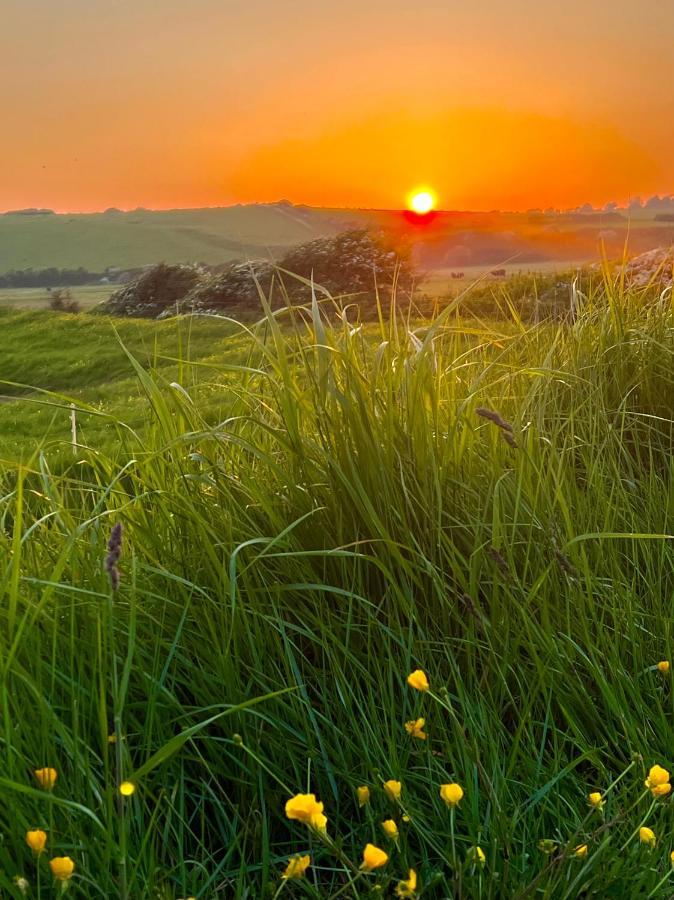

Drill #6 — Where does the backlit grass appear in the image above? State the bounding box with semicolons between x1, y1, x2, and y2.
0;275;673;896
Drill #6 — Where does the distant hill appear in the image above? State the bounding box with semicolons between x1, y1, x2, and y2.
0;204;362;271
0;202;672;274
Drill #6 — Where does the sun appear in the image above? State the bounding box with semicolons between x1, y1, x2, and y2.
408;189;436;215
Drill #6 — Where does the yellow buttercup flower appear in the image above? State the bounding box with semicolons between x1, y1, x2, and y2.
404;718;427;740
396;869;418;898
361;843;389;871
34;768;57;790
49;857;75;881
119;781;136;797
407;670;429;692
357;785;370;807
440;783;464;807
670;850;674;866
25;830;47;854
285;794;327;833
644;765;671;798
658;661;670;674
639;827;656;847
468;846;486;867
652;783;672;798
384;780;402;801
588;791;604;810
282;854;310;879
382;819;399;840
574;844;588;859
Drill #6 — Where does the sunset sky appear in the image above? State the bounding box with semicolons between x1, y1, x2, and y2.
2;0;673;212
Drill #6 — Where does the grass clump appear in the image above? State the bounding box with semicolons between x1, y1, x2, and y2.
0;273;673;896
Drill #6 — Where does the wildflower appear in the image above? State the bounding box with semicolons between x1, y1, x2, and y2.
25;830;47;854
282;855;310;879
384;780;402;801
357;785;370;807
670;850;674;866
285;794;327;833
361;843;389;871
34;768;57;790
49;857;75;881
402;813;410;823
382;819;399;840
404;718;427;740
396;869;417;898
440;783;464;807
639;827;656;847
13;877;29;896
651;783;671;798
407;670;429;692
105;522;123;591
588;791;604;810
574;844;588;859
107;734;117;744
644;765;671;797
467;846;486;867
658;661;670;674
538;839;556;855
119;781;136;797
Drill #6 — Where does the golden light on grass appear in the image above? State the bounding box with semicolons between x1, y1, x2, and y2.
408;189;436;214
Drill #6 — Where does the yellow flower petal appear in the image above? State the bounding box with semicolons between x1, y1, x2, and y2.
49;857;75;881
639;826;656;847
34;768;57;791
406;670;429;692
282;854;310;879
440;782;464;807
382;819;399;839
361;843;389;871
25;830;47;854
357;785;370;807
384;780;402;801
395;869;418;898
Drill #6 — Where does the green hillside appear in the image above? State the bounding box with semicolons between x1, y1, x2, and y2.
0;205;357;271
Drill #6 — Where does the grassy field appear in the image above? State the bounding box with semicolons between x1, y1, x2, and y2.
0;206;349;271
0;286;113;311
1;278;674;897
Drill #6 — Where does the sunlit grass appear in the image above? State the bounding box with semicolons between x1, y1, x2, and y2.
0;273;673;896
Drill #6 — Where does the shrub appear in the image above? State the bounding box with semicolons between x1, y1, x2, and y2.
47;288;80;313
99;263;201;318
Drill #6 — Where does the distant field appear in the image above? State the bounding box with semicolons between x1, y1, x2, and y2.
0;205;350;271
0;284;113;310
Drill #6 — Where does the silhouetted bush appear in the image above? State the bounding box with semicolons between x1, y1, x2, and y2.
48;288;80;313
99;263;201;317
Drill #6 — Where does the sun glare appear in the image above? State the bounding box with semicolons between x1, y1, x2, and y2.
409;190;436;214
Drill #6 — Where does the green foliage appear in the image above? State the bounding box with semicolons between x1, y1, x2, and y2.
0;276;673;896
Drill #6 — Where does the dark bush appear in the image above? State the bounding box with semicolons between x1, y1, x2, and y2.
48;288;80;313
99;264;202;318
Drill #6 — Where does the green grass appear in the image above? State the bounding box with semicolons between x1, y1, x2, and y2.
0;276;673;897
0;286;113;311
0;207;346;271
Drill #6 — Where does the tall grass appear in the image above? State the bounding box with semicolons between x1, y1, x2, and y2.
0;273;673;897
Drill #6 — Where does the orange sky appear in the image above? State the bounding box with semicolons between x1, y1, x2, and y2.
1;0;673;212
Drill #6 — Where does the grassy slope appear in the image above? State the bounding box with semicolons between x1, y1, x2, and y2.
0;287;673;897
0;206;350;270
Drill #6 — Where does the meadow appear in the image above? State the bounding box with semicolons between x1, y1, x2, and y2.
1;274;674;898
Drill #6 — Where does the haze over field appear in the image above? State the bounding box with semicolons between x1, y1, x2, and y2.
2;0;673;213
